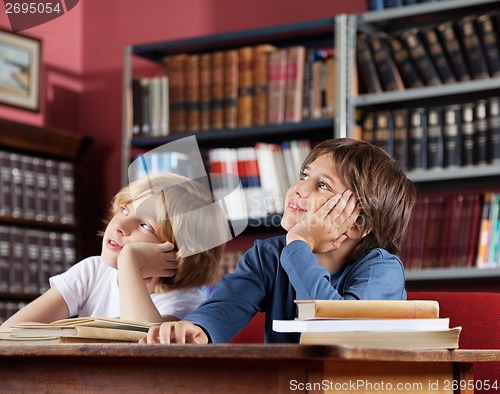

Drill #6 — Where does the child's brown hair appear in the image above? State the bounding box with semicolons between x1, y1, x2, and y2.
301;138;416;260
105;173;228;291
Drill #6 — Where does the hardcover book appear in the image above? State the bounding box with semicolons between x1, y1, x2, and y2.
284;46;305;123
211;51;225;130
399;29;441;86
455;16;489;80
267;49;288;125
299;327;461;349
435;21;471;82
223;50;239;130
442;104;462;168
426;107;444;170
295;299;440;320
356;34;383;94
163;53;188;133
369;33;404;91
237;46;255;128
253;44;277;126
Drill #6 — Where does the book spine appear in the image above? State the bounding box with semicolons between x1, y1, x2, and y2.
46;159;60;223
58;161;76;225
356;34;383;93
474;99;488;165
388;35;425;89
185;54;201;132
163;54;188;133
9;227;24;293
435;22;471;82
426;107;444;170
392;109;409;169
0;225;10;293
210;51;225;130
253;45;276;126
476;12;500;78
21;154;36;220
34;157;48;222
443;104;462;168
374;111;395;157
384;0;402;7
420;27;456;84
369;33;404;91
131;79;143;135
324;56;336;118
368;0;384;11
455;16;490;80
284;46;305;123
400;29;441;86
237;46;254;128
159;76;169;136
199;53;212;132
460;103;475;167
39;230;52;293
407;108;428;171
0;151;12;217
9;153;22;218
267;49;287;125
487;97;500;164
361;112;376;145
223;50;239;130
148;76;161;136
311;53;327;119
139;78;151;135
24;229;40;294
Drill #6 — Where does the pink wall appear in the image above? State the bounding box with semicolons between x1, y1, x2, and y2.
0;0;367;255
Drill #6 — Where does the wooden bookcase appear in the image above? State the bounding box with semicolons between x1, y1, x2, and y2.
345;0;500;287
0;118;90;321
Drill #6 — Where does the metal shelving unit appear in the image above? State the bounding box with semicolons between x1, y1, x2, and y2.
346;0;500;283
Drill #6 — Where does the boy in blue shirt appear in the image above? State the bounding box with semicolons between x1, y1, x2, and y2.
143;138;417;343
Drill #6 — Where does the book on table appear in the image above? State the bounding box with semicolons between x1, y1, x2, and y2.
279;299;461;349
295;299;440;320
1;316;155;344
298;327;461;349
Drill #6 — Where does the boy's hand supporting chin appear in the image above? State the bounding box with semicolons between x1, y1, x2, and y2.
286;191;360;253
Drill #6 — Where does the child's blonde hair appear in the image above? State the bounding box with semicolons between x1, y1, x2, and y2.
106;172;227;291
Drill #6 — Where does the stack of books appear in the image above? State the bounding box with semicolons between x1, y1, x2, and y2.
0;317;154;344
273;300;461;349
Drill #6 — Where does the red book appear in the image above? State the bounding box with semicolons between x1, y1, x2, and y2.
267;49;287;125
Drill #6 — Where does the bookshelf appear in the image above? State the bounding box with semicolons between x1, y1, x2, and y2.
122;16;348;230
347;0;500;285
0;118;90;321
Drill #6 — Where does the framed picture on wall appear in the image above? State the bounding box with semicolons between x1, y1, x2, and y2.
0;29;41;112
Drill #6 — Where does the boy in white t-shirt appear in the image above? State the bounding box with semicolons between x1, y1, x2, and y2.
0;172;227;329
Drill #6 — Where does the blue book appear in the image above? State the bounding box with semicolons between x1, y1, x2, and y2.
384;0;402;7
367;0;384;11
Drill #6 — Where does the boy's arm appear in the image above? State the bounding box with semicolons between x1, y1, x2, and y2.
0;287;69;331
117;241;178;323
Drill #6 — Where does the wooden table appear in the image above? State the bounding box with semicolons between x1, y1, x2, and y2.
0;344;498;393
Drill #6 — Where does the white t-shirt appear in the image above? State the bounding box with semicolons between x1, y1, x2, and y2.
49;256;205;320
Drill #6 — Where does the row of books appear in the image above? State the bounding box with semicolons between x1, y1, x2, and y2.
0;150;76;225
361;97;500;171
0;301;27;325
131;139;311;220
401;190;500;271
367;0;440;12
273;299;460;349
0;225;77;295
357;10;500;93
132;44;335;136
209;140;312;219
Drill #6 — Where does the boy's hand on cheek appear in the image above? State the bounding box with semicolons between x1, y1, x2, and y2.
286;191;360;253
118;241;179;278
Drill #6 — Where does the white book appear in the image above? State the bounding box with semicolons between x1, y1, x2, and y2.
273;317;451;333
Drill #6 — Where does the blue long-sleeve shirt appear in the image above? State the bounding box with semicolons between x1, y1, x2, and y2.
185;235;406;343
